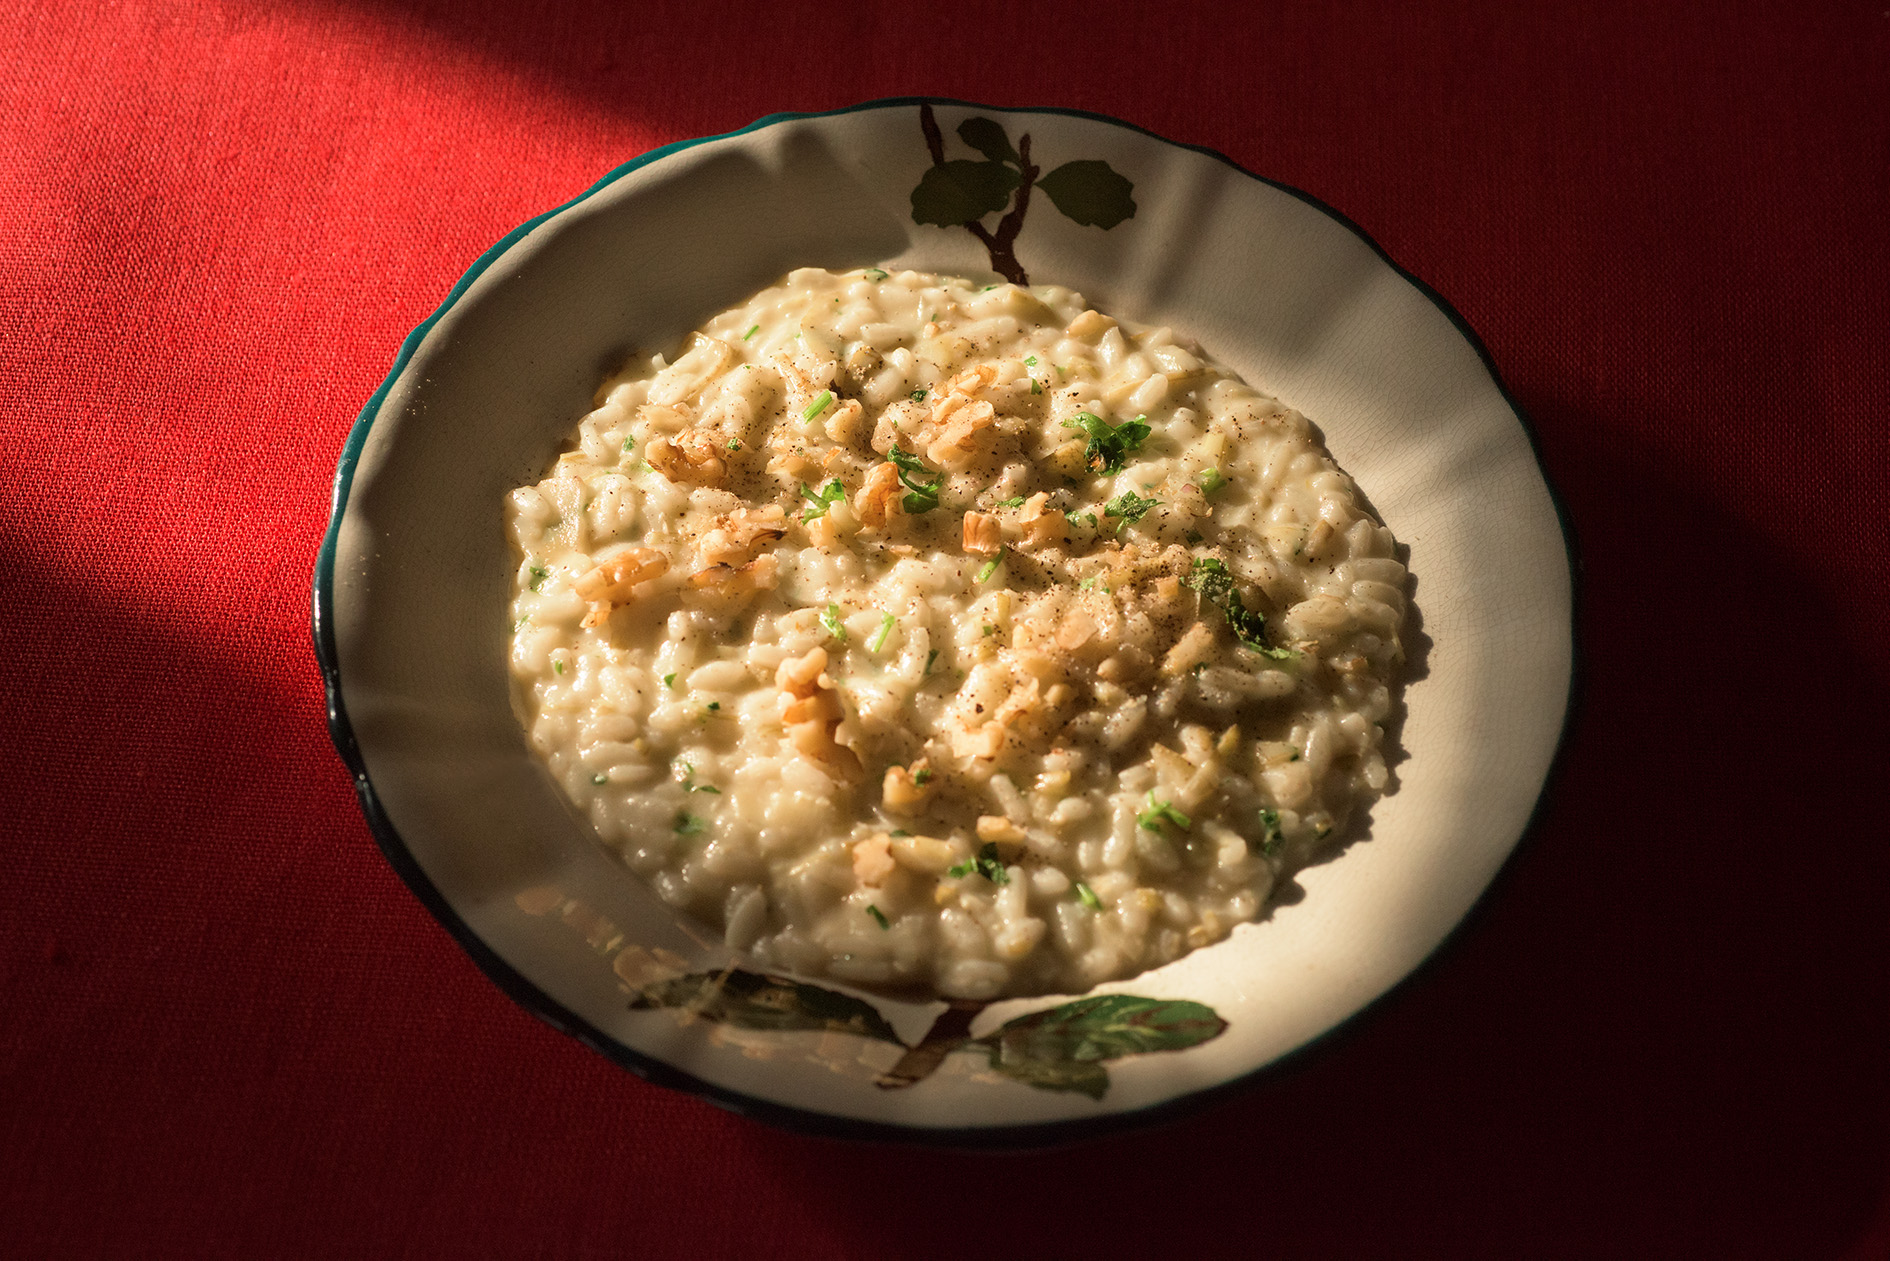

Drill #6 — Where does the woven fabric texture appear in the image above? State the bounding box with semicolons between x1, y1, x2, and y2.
2;1;1886;1257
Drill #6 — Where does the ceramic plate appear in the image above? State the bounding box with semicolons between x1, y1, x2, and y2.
313;99;1574;1145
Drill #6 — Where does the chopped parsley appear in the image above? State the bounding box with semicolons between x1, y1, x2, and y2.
1103;490;1160;525
1198;467;1227;497
864;268;888;281
662;672;677;689
890;829;911;837
622;434;636;452
1257;807;1284;856
1288;747;1301;762
975;551;1004;583
527;565;549;591
996;495;1026;508
947;842;1010;885
591;772;608;785
675;761;719;794
913;768;934;786
706;701;721;713
801;389;834;422
1024;355;1038;367
1187;557;1299;660
727;438;742;452
800;479;846;521
1137;792;1191;833
553;660;565;675
1075;881;1102;911
924;649;939;676
742;323;759;340
867;612;895;653
1185;530;1204;545
1066;511;1099;530
885;445;943;513
1062;411;1151;476
820;603;847;641
866;904;891;930
911;389;928;402
1030;378;1042;395
674;812;706;836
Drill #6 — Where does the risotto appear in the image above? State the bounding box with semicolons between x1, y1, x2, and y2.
505;268;1406;999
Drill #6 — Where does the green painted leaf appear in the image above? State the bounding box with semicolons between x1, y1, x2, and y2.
985;1049;1111;1099
956;116;1019;166
628;969;903;1044
911;160;1021;227
1036;160;1137;229
985;994;1227;1063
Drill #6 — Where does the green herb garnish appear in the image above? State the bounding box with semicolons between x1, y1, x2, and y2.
1198;467;1227;497
591;772;608;785
1030;378;1042;395
866;904;891;930
975;551;1004;583
1187;557;1298;660
675;812;706;836
911;389;928;402
947;842;1010;885
996;495;1025;508
727;439;742;451
1103;490;1160;524
885;445;943;513
801;389;834;422
662;672;676;689
868;613;895;653
1062;411;1151;476
675;761;720;794
553;660;565;675
924;649;939;676
1137;792;1191;833
1258;808;1284;856
743;324;759;340
1075;881;1102;910
864;268;888;281
913;768;933;786
820;603;847;641
1024;355;1038;367
528;565;550;591
800;479;846;522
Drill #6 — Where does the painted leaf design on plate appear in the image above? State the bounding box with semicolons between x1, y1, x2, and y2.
982;1049;1112;1100
986;994;1228;1064
628;968;903;1044
955;116;1019;165
910;159;1022;227
1035;159;1138;229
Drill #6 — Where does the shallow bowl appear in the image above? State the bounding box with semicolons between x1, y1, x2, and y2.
314;98;1574;1145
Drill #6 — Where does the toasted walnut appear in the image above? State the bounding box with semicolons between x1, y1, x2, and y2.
699;505;787;568
573;547;668;628
646;430;727;486
883;759;935;812
1016;492;1068;550
685;554;778;614
962;512;1001;556
852;834;896;887
976;815;1025;845
919;364;1001;471
825;397;870;451
1161;622;1217;677
775;647;863;782
855;461;904;530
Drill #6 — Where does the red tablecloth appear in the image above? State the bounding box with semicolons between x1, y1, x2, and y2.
5;2;1886;1256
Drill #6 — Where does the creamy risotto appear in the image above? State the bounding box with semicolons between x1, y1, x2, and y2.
506;268;1406;999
